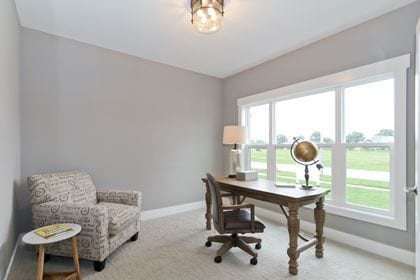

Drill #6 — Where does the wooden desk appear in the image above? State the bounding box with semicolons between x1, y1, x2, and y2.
201;177;330;275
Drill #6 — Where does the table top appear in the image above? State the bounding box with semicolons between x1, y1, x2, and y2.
215;177;330;202
22;223;81;245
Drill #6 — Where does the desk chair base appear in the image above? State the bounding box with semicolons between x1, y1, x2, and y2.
206;233;261;265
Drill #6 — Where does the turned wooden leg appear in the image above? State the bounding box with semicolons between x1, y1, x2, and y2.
71;236;82;280
287;202;300;275
314;197;326;258
37;245;45;280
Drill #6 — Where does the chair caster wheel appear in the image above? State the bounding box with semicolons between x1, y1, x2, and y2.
214;256;222;263
255;243;261;250
250;257;258;265
205;241;212;247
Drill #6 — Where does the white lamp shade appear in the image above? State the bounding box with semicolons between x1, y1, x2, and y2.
223;126;247;145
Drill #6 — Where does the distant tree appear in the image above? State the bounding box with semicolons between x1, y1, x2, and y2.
322;137;333;144
250;139;267;145
310;131;321;143
377;129;394;136
276;134;288;144
346;131;365;143
296;135;305;141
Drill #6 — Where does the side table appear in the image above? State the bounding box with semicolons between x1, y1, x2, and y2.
22;223;82;280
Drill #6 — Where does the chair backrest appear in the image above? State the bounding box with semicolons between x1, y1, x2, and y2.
27;171;97;205
206;173;224;232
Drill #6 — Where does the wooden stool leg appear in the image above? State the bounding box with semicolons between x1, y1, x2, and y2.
71;236;81;280
37;245;45;280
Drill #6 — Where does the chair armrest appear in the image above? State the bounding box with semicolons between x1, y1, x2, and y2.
32;202;110;261
32;202;109;239
96;189;142;208
222;204;255;232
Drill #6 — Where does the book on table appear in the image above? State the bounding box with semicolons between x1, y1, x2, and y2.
34;224;73;239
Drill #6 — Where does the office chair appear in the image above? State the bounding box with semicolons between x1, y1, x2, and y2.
205;173;265;265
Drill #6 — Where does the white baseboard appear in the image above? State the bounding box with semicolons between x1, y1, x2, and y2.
4;233;22;280
141;200;205;221
255;207;415;267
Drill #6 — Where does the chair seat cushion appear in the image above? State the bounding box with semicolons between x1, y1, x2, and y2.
97;202;140;237
223;209;265;232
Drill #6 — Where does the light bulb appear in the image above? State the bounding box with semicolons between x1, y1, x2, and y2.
197;9;204;17
200;17;208;24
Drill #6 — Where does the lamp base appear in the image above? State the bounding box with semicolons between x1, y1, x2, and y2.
228;174;236;178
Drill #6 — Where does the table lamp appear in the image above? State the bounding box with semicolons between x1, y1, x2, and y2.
223;125;247;178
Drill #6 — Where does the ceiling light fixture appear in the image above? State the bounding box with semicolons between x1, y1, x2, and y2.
191;0;224;34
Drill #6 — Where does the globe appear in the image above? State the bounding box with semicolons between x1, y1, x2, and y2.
290;138;320;189
293;141;318;163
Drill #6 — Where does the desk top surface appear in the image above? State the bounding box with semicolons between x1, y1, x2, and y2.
215;176;329;201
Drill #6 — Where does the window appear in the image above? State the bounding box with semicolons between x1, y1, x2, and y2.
238;55;410;230
343;79;394;210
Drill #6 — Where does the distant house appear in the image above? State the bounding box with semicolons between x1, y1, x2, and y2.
361;135;394;143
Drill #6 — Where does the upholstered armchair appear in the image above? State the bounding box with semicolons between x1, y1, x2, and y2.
27;171;142;271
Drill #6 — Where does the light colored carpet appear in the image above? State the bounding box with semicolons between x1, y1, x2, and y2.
8;209;414;280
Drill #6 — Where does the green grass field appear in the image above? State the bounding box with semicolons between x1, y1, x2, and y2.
249;148;390;210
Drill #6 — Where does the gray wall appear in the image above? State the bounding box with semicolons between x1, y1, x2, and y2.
223;2;420;251
0;0;21;277
20;28;223;232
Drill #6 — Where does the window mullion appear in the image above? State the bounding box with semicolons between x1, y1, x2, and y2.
243;107;250;170
333;87;346;204
267;102;276;180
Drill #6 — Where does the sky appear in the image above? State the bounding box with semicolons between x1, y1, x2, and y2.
248;78;394;144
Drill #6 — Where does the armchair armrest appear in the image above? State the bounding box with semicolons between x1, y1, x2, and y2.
32;202;110;260
32;202;109;239
222;204;256;232
96;189;142;208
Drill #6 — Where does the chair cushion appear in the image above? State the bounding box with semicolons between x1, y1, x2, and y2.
97;202;140;237
223;209;265;232
28;171;97;205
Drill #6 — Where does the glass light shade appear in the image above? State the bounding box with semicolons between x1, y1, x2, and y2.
191;0;224;33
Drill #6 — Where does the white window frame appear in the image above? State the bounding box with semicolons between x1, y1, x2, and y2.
238;54;410;230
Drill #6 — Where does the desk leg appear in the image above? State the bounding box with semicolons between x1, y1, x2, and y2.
314;197;326;258
205;183;212;230
37;245;45;280
287;202;300;275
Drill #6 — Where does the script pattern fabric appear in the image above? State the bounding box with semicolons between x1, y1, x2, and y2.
32;202;110;260
28;171;142;262
28;171;97;205
97;202;141;237
96;190;142;207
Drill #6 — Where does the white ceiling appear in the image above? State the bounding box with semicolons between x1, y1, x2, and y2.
14;0;416;78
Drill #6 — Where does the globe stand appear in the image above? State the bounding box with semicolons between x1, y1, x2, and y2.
302;165;313;190
289;138;320;190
